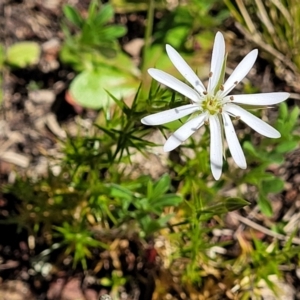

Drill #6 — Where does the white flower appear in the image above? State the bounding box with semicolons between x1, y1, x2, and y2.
141;32;290;180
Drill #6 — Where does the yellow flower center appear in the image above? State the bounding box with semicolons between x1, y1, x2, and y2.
201;95;223;115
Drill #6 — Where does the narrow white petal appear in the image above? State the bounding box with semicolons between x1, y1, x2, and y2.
222;113;247;169
221;49;258;97
164;113;207;152
141;104;200;125
208;32;226;93
224;103;281;138
225;92;290;105
209;115;223;180
148;68;201;103
166;44;206;94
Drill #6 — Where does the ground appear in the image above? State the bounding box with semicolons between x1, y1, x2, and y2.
1;0;300;299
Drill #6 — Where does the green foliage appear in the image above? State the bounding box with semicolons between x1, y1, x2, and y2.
243;102;299;216
5;41;41;68
108;175;182;236
69;68;137;109
100;270;126;297
60;89;184;238
154;0;229;49
111;0;165;12
237;234;300;296
224;197;250;211
4;72;299;299
139;0;229;80
54;222;107;269
62;1;126;63
3;87;185;269
2;172;82;234
2;1;299;298
60;0;139;109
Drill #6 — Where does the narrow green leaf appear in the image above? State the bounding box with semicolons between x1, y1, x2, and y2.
151;194;182;212
147;180;153;199
244;164;273;185
278;102;288;120
276;141;298;153
97;26;127;40
225;197;250;211
88;0;99;19
94;4;114;26
258;193;273;217
243;141;258;157
288;106;299;127
151;174;170;199
109;184;133;201
63;5;83;27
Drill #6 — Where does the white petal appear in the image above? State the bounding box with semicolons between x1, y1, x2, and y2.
209;115;223;180
148;68;201;103
164;113;207;152
208;32;226;94
166;44;206;94
222;113;246;169
221;49;258;97
224;103;281;138
225;92;290;105
141;104;200;125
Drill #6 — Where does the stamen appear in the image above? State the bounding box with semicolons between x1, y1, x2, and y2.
204;120;209;125
220;85;224;91
203;91;207;95
234;81;238;85
209;72;213;77
230;96;234;101
235;116;241;120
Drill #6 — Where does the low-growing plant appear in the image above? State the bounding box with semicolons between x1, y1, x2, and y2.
54;222;108;269
60;0;140;109
2;1;300;298
4;78;299;296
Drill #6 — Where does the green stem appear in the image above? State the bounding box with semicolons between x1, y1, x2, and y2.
142;0;155;75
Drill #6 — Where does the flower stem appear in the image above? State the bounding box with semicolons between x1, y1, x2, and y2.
142;0;155;75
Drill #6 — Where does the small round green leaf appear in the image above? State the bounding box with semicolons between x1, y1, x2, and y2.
6;41;41;68
69;68;138;109
262;178;284;194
